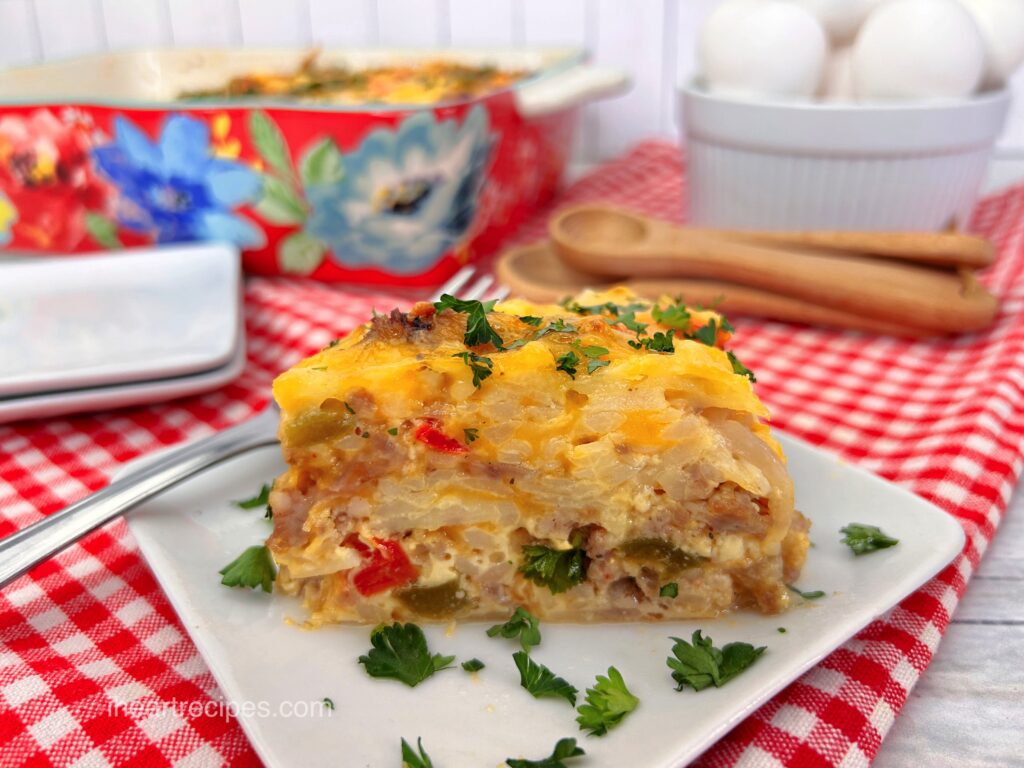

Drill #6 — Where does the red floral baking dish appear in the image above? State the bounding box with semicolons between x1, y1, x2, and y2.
0;48;626;286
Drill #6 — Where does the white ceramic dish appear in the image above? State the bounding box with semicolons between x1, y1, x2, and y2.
124;432;964;768
678;84;1011;231
0;336;246;424
0;243;242;398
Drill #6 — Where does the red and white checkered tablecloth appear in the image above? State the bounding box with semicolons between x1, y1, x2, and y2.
2;141;1023;768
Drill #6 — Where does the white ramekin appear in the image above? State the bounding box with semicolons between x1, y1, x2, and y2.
678;85;1012;231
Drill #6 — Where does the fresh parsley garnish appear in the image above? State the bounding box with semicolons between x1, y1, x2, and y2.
840;523;899;555
727;350;757;382
452;351;494;388
787;585;826;600
667;630;765;692
777;627;787;634
587;359;609;374
343;400;356;414
652;301;691;330
508;319;579;351
506;737;585;768
576;343;609;358
520;315;544;327
234;483;271;511
401;737;434;768
487;607;542;652
322;697;334;710
461;658;486;672
434;294;503;348
659;582;678;598
464;427;480;443
358;623;455;687
608;308;647;336
513;651;578;705
575;666;639;737
690;319;720;346
646;330;675;353
388;427;399;436
555;351;580;379
219;545;276;593
519;538;588;594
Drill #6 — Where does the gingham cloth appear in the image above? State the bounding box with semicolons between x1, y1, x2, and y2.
2;141;1023;768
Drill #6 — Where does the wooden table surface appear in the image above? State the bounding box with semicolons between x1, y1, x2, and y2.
874;154;1024;767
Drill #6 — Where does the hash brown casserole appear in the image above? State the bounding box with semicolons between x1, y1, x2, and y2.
267;288;810;624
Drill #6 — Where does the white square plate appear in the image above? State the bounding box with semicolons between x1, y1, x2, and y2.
125;433;964;767
0;243;241;398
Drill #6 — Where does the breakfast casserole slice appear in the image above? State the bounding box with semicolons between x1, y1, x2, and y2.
267;287;809;624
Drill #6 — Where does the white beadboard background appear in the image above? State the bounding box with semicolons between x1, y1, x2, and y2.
0;0;1022;162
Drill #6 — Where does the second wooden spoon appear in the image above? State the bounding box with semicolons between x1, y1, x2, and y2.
549;206;998;333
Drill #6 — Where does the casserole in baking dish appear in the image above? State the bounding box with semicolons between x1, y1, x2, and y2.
0;48;626;286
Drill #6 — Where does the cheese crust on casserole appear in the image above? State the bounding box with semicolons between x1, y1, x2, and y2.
268;288;809;625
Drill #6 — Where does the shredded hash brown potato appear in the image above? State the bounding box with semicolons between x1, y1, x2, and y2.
268;287;809;625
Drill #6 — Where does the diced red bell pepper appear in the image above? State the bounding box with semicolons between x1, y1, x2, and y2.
343;533;418;596
413;419;467;454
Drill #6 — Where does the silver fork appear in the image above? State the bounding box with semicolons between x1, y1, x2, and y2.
0;268;506;589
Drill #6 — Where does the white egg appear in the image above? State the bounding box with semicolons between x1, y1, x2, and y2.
958;0;1024;87
784;0;885;43
699;0;828;100
821;46;856;101
851;0;986;99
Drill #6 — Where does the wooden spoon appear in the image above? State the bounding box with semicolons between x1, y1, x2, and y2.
548;207;999;333
551;204;994;269
496;241;931;337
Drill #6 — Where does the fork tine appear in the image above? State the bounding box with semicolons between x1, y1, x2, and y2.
491;285;510;301
430;266;475;302
461;274;495;301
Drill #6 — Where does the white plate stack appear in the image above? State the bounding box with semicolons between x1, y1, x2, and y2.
0;243;246;424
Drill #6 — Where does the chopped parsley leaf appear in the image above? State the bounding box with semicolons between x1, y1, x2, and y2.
513;651;578;705
401;737;434;768
519;315;544;327
452;351;494;388
840;523;899;555
667;630;765;692
234;483;270;514
727;351;757;382
575;666;639;737
659;582;679;598
777;627;787;634
388;427;399;436
652;301;692;331
555;350;580;379
519;538;588;594
343;401;356;414
562;299;645;318
487;607;542;652
535;318;576;338
322;697;334;710
434;294;503;348
646;330;675;353
461;658;486;672
787;584;826;600
464;427;479;443
587;359;610;374
608;308;648;336
219;545;276;593
690;319;720;346
357;623;455;687
326;338;340;349
575;342;609;358
505;738;585;768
